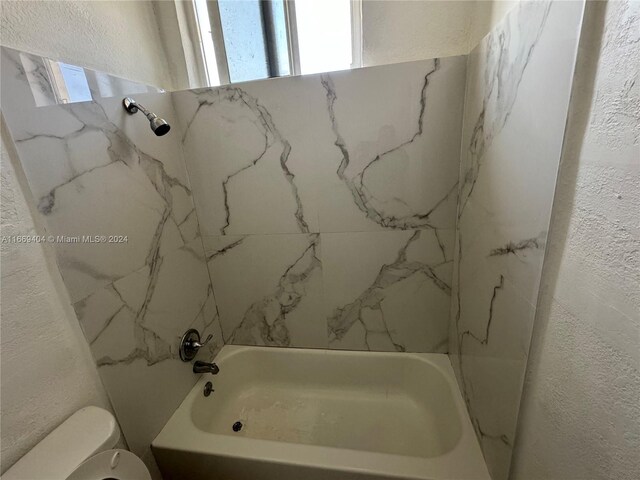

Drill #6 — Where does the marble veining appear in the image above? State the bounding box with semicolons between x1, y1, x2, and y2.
488;235;545;258
321;60;458;231
328;230;451;352
462;275;514;448
18;101;191;222
449;2;585;479
173;57;466;354
2;48;57;106
204;233;325;348
206;236;247;261
75;240;220;367
2;91;198;302
1;49;218;456
459;274;504;350
226;234;320;346
181;87;310;236
458;2;552;217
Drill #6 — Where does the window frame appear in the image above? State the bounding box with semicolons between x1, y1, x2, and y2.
188;0;362;86
205;0;231;84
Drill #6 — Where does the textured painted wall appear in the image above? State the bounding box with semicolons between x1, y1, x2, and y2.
0;0;517;89
467;0;519;51
0;0;174;89
362;0;517;67
0;120;112;473
362;0;474;66
511;1;640;478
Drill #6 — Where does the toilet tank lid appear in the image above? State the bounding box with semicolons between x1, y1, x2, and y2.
2;406;120;480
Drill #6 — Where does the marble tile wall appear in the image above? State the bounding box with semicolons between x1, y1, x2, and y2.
1;47;163;107
0;47;222;457
1;49;466;458
173;57;467;353
448;2;585;479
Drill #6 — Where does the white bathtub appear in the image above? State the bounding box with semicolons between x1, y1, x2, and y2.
152;346;490;480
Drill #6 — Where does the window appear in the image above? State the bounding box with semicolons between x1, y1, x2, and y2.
295;0;354;75
218;0;271;82
57;63;93;102
192;0;361;85
193;0;221;86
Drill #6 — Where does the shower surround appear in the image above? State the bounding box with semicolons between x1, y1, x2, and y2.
0;48;223;456
449;2;584;479
1;1;584;478
173;57;466;352
0;47;466;459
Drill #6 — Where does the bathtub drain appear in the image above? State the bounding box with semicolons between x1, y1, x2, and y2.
232;421;243;432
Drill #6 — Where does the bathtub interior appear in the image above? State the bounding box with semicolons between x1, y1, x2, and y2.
189;347;462;458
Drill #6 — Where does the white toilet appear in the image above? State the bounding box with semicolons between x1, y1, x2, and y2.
3;406;151;480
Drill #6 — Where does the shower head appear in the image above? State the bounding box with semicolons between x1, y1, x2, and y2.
122;97;171;136
149;116;171;136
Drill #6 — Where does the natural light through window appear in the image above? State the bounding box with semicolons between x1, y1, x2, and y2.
295;0;353;75
194;0;221;86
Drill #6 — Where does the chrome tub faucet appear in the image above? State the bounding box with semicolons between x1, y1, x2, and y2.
193;361;219;375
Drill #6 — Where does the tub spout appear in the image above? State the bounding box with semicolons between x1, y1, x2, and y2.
193;361;219;375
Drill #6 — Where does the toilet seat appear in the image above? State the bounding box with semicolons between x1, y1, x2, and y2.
66;449;151;480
